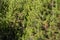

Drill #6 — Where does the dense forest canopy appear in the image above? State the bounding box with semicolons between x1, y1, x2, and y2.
0;0;60;40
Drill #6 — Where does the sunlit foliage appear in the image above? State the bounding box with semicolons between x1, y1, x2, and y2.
0;0;60;40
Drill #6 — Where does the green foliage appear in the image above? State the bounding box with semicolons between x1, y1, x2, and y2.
0;0;60;40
